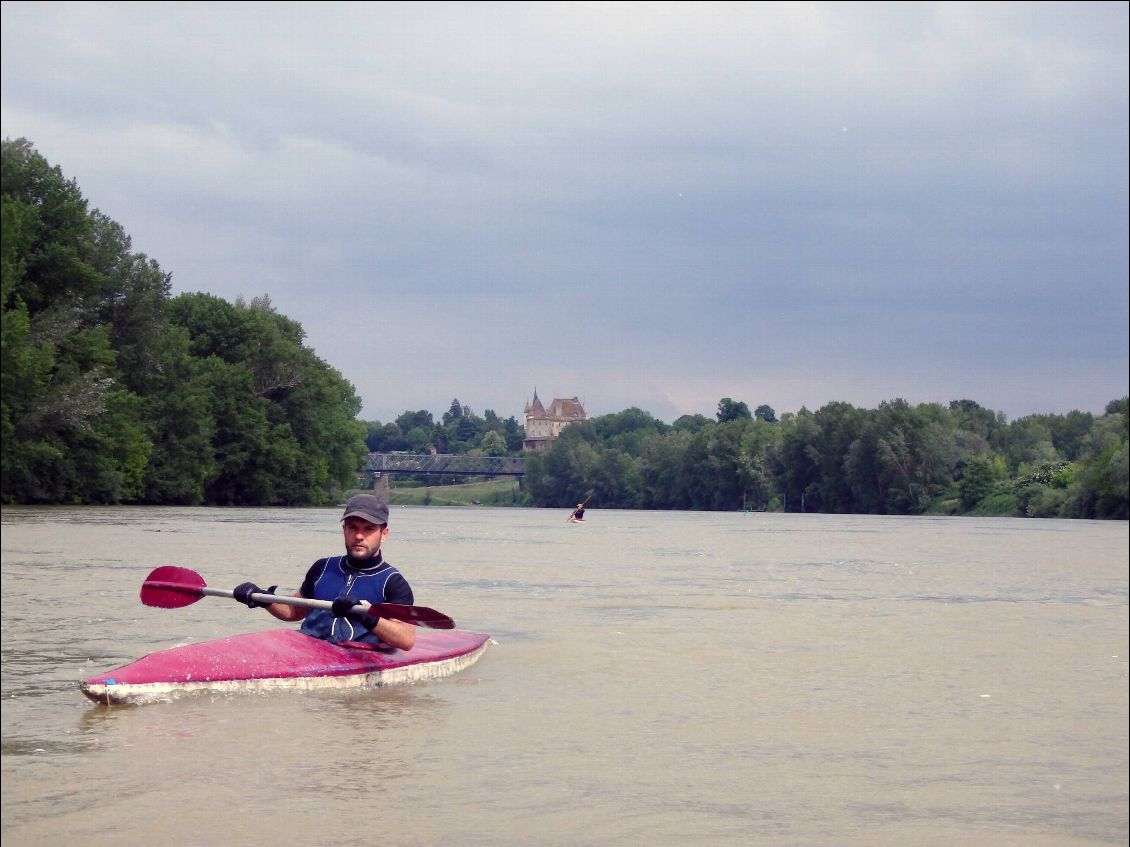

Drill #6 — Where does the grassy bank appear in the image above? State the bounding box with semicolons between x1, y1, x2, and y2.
383;477;528;507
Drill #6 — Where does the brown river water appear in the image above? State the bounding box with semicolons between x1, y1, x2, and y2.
1;505;1127;846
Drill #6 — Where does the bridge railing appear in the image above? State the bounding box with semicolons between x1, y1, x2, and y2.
365;453;525;476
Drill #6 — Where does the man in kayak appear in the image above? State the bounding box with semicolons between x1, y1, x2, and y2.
231;494;416;650
568;493;593;522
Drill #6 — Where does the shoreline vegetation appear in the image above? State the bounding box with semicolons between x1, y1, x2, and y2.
4;139;1127;520
360;478;1035;518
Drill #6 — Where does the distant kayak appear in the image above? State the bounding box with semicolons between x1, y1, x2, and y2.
81;628;490;706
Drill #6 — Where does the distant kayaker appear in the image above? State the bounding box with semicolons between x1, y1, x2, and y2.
569;493;593;522
232;494;416;650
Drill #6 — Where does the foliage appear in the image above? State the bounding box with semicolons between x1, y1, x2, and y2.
2;139;366;505
960;456;999;510
716;397;751;423
480;431;508;457
366;389;1125;521
967;489;1019;517
518;393;1128;520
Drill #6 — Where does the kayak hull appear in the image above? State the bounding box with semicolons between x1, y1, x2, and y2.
81;628;490;706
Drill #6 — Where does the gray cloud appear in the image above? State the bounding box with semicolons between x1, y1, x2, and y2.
3;1;1126;423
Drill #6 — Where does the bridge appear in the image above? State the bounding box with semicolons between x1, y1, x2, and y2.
364;452;525;478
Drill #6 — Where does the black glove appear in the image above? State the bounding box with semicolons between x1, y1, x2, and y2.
331;594;362;617
233;582;276;608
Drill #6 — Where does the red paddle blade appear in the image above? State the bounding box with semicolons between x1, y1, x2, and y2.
140;566;207;608
370;603;455;630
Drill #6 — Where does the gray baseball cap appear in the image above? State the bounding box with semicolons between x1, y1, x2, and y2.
341;494;389;526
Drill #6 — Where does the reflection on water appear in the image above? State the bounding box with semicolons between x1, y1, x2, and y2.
2;507;1127;847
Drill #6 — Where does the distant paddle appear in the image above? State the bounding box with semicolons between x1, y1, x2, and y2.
140;566;456;629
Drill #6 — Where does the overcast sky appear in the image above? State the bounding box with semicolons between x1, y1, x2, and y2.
3;2;1127;424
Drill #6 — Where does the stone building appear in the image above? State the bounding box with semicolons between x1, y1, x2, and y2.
523;390;587;451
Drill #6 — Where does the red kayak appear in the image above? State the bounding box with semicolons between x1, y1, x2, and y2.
81;628;491;706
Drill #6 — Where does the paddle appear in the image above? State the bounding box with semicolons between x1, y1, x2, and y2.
140;566;456;629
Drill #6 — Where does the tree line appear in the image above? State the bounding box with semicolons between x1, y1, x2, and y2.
364;398;525;458
521;397;1128;519
2;138;366;505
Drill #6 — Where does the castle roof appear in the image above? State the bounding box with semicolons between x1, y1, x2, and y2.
546;396;586;420
525;392;586;421
524;388;546;416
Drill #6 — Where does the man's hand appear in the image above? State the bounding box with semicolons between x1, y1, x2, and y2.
331;594;363;617
233;582;276;608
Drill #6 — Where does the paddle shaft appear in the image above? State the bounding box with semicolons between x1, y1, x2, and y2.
143;580;443;625
167;583;346;612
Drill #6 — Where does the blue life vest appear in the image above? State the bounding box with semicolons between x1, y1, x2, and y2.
300;555;410;645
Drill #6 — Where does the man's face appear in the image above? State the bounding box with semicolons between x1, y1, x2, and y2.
342;516;389;560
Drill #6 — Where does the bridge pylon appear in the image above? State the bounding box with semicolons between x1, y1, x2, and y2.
372;472;390;500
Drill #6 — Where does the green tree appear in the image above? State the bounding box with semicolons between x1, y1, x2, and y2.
716;397;752;423
442;398;466;425
959;455;998;510
593;407;669;456
165;292;366;505
774;408;821;511
480;431;508;457
676;427;722;510
523;424;597;506
812;402;865;512
396;409;434;435
843;414;886;513
502;415;525;452
2;138;151;503
672;413;712;433
948;399;1005;442
992;416;1059;474
139;329;217;504
365;422;408;453
638;430;692;509
1062;403;1129;519
739;419;779;509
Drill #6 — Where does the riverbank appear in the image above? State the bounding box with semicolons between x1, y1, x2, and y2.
344;480;1033;517
377;482;1021;516
383;477;526;507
